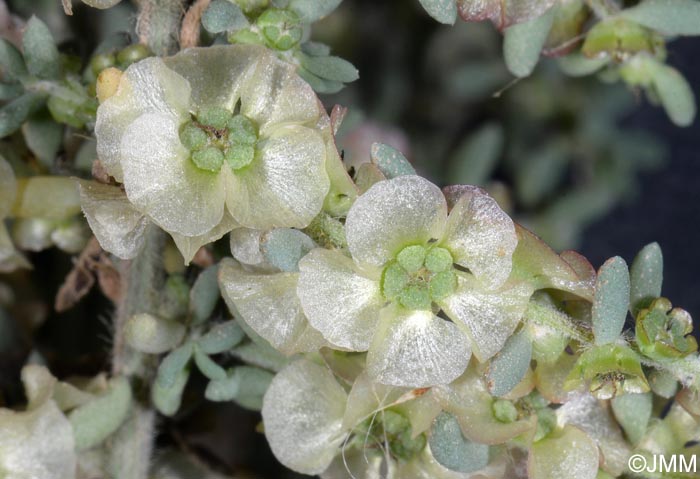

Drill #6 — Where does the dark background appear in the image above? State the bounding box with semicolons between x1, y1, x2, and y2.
582;36;700;321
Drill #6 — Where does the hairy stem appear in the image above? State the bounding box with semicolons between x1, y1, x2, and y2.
135;0;186;56
109;226;166;479
112;225;165;377
526;301;594;346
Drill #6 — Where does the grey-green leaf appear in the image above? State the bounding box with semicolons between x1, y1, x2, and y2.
152;366;189;416
197;320;245;354
619;0;700;36
22;112;63;168
370;142;416;178
288;0;342;23
429;412;490;473
190;264;220;325
0;39;27;82
515;141;568;207
298;53;359;83
156;343;193;388
261;228;315;272
22;16;61;79
231;340;289;372
418;0;458;25
0;83;24;101
611;392;652;445
558;53;609;77
193;346;227;380
503;7;556;77
68;377;132;450
202;0;248;34
648;369;678;398
297;66;344;94
448;123;503;186
0;92;45;138
206;366;273;410
592;256;631;344
487;330;533;397
301;41;331;57
629;242;663;316
651;62;696;127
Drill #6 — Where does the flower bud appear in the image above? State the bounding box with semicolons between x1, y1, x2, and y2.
51;218;90;254
257;8;303;51
96;67;122;102
636;297;697;360
90;52;116;76
582;19;665;62
564;343;649;399
116;44;152;68
12;217;54;251
124;313;186;354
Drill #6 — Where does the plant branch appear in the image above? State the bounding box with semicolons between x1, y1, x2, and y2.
109;225;166;479
135;0;186;55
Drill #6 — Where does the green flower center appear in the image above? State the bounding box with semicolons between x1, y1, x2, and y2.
565;343;650;400
381;244;457;311
180;107;259;173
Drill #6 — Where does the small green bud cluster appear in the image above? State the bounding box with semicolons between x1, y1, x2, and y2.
353;409;426;461
226;7;303;52
381;244;457;310
179;107;258;173
88;44;153;78
256;8;303;51
636;297;698;360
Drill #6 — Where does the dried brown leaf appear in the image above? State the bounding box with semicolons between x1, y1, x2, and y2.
457;0;556;30
54;237;122;311
191;246;215;268
62;0;74;15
